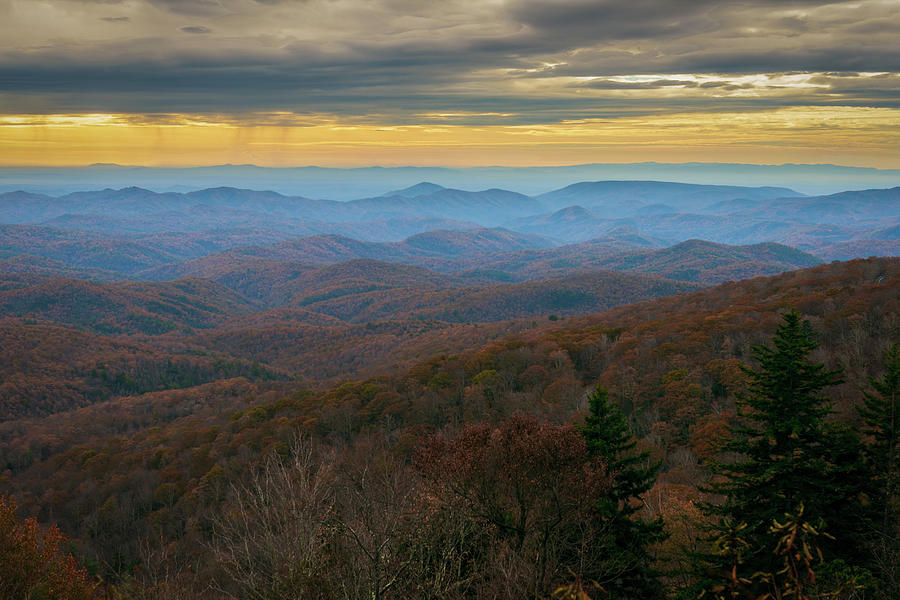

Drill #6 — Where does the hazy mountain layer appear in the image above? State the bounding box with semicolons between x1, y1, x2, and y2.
2;181;897;310
3;162;899;197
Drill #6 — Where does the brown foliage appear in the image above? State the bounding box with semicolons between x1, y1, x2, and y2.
415;413;611;598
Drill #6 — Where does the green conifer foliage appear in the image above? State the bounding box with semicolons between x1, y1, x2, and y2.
579;385;667;600
703;310;869;591
859;342;900;594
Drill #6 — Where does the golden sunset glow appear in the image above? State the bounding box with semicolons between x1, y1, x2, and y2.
3;106;899;168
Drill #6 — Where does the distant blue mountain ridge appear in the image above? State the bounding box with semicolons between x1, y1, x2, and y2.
1;162;898;198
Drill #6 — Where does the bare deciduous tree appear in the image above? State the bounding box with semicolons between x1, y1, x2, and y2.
209;437;336;600
330;436;423;600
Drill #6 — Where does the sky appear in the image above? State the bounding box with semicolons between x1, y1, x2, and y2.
0;0;899;168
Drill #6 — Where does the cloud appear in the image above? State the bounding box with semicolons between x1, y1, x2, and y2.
0;0;896;122
147;0;228;17
506;0;721;43
577;78;699;90
180;25;212;33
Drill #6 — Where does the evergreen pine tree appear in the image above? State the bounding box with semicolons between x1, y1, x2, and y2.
702;310;869;592
859;343;900;594
579;384;667;600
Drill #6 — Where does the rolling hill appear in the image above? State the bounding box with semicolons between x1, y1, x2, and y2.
590;239;822;282
535;180;798;214
0;277;255;335
0;224;183;274
0;322;285;421
284;268;699;323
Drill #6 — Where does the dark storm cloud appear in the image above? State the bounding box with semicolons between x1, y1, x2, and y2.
1;0;898;120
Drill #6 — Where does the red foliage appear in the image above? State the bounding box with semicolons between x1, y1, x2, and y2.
0;496;97;599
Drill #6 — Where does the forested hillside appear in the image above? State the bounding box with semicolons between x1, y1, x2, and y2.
2;181;898;600
2;257;897;599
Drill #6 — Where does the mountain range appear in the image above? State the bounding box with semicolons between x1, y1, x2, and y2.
2;166;899;600
3;180;897;275
3;162;900;197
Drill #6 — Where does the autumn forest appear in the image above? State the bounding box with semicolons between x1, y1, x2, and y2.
0;176;897;600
